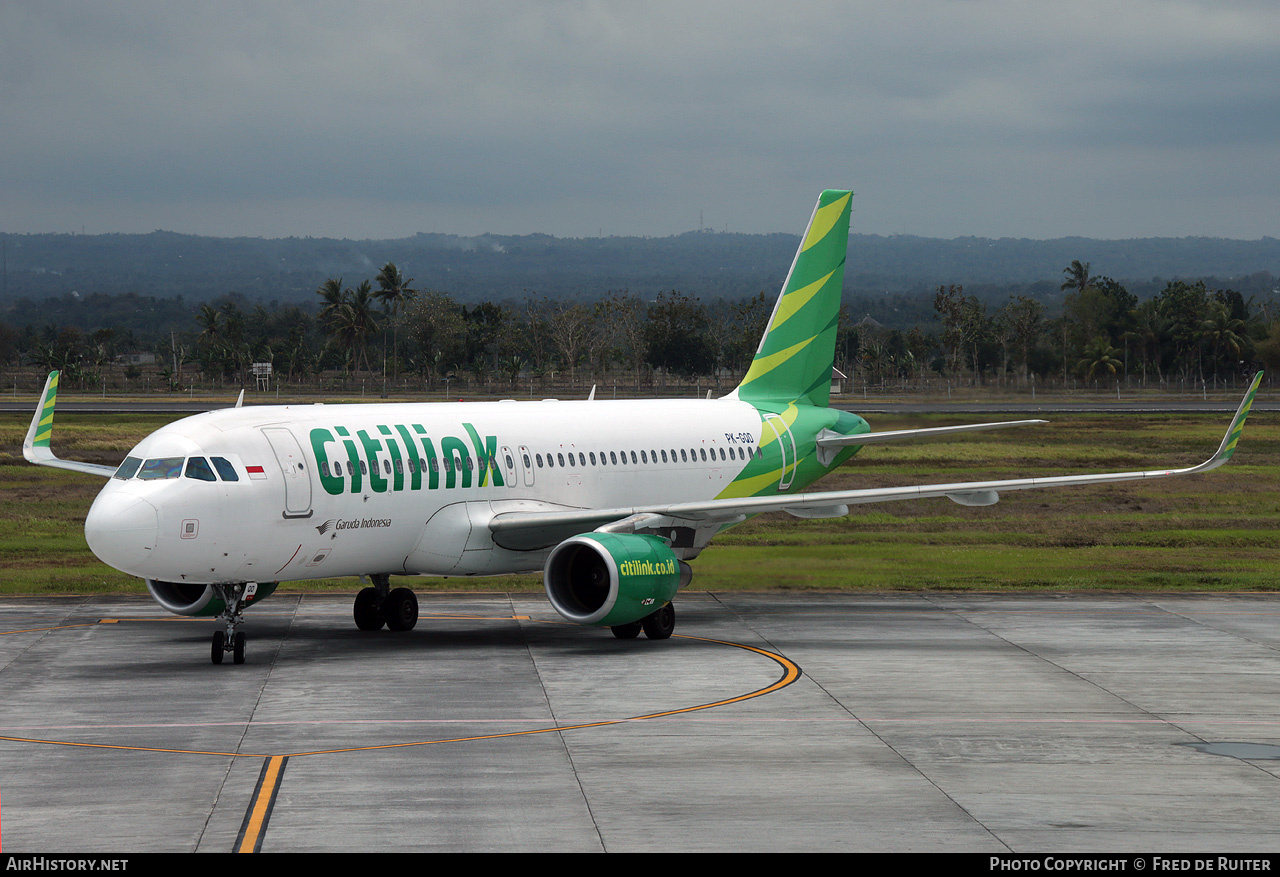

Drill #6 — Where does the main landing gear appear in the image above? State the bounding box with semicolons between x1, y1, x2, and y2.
210;582;250;665
611;603;676;640
353;573;419;632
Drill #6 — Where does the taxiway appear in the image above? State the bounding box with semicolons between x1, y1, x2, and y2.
1;592;1279;852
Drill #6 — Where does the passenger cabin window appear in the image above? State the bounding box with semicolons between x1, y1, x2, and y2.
114;456;143;480
184;457;217;482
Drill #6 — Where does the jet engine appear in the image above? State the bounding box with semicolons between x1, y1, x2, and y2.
544;533;691;627
145;579;277;617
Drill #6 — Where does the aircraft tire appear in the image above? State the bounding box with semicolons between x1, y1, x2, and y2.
641;604;675;640
610;621;642;639
211;630;225;665
609;619;640;640
232;632;246;665
383;588;419;632
354;587;385;631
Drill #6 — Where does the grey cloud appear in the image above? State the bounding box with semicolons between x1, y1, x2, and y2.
2;1;1278;239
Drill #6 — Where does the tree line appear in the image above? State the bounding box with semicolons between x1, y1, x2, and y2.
915;261;1272;390
4;259;1278;394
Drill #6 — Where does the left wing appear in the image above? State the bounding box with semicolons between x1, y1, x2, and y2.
490;372;1262;550
23;371;118;478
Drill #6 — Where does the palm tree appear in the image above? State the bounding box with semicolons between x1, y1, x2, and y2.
1078;336;1123;383
1125;305;1170;385
1060;260;1097;296
375;262;415;383
340;280;379;375
194;304;224;378
314;277;379;377
1061;260;1098;383
315;277;346;337
1199;302;1248;382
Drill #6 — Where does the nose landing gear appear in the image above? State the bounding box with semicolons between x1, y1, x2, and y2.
210;582;250;665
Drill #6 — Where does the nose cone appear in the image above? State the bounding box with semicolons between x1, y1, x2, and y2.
85;490;159;575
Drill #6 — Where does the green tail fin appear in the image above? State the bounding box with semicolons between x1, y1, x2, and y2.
733;189;851;408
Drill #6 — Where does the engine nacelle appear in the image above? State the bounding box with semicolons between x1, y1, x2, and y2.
544;533;691;627
145;580;278;617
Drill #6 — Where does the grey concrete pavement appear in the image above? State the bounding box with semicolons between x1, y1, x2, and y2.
1;592;1278;852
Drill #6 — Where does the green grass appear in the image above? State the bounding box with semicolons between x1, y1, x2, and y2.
2;407;1278;595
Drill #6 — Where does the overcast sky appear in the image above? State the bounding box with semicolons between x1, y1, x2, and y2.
2;1;1277;241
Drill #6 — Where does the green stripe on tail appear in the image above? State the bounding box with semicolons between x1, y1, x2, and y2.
734;190;852;409
33;370;60;448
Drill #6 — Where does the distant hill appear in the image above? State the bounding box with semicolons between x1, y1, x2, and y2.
3;229;1277;308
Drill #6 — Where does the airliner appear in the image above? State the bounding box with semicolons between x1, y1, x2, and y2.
23;190;1262;664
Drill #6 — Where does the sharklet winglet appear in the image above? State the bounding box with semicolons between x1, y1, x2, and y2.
23;371;117;478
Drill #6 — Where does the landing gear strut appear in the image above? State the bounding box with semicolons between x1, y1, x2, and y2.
353;574;419;632
210;583;251;664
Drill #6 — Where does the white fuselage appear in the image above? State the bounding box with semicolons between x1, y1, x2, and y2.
84;397;770;586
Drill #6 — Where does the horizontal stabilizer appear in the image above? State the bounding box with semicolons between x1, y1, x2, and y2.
815;419;1045;465
818;419;1046;448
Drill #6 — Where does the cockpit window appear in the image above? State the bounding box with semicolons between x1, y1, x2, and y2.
137;457;185;480
211;457;239;481
184;457;217;482
114;456;143;480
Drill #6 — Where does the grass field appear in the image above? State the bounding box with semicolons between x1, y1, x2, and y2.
2;405;1277;595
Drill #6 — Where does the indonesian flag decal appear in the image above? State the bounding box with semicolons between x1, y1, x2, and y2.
246;464;268;480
